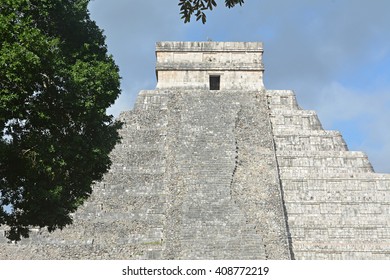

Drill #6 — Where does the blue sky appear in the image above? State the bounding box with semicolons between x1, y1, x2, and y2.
88;0;390;173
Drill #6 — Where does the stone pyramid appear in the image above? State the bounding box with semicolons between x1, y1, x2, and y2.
1;42;390;260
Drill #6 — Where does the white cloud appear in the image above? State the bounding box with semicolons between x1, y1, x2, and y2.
311;82;390;172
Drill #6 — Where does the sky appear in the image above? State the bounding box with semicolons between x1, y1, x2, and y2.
88;0;390;173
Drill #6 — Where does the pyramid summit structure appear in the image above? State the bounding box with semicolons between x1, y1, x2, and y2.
1;41;390;259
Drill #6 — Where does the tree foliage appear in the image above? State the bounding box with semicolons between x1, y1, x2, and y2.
0;0;121;241
179;0;244;23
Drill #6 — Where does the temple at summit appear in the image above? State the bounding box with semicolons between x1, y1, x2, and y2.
1;41;390;259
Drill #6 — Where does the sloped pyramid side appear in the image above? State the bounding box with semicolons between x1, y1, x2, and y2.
268;90;390;260
2;87;390;260
1;93;170;259
0;89;291;260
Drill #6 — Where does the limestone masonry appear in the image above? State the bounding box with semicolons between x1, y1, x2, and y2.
1;41;390;259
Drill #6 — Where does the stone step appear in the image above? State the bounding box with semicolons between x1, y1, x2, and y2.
290;226;390;239
134;90;169;110
119;129;166;147
280;166;373;175
286;201;390;215
266;90;300;110
277;150;373;170
288;214;390;229
270;109;323;130
119;111;169;130
281;177;389;192
283;189;390;203
280;172;390;180
107;166;166;174
180;234;266;259
290;241;390;259
273;130;348;151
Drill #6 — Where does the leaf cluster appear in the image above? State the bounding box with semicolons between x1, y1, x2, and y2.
179;0;244;23
0;0;122;241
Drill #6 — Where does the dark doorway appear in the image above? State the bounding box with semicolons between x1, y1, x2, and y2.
209;75;220;90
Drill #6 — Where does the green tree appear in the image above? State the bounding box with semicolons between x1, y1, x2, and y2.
0;0;121;241
179;0;244;23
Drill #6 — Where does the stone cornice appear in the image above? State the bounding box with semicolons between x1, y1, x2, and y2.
156;41;263;52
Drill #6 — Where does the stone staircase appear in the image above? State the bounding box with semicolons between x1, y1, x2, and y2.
159;90;290;259
168;91;266;259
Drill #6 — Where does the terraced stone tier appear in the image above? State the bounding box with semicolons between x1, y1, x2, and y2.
268;90;390;260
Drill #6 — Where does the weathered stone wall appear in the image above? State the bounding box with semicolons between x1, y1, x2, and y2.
0;97;170;259
156;42;264;90
268;90;390;259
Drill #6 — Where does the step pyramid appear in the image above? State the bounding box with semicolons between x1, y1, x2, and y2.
1;42;389;260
